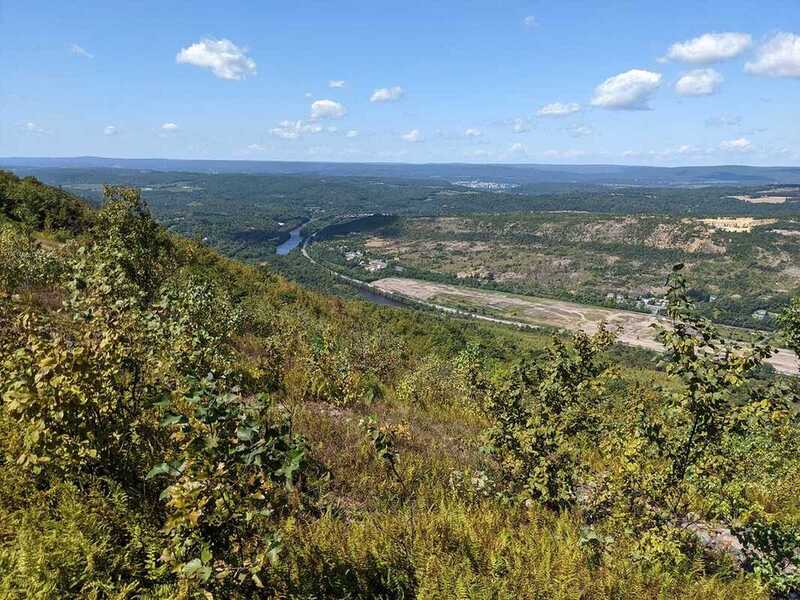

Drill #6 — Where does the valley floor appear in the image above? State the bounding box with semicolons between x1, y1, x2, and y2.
372;276;800;376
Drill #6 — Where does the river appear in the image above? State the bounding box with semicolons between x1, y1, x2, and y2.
275;225;304;255
276;223;406;308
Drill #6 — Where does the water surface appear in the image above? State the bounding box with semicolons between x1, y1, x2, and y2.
276;225;304;255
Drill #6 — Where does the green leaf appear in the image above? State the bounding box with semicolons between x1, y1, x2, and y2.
147;460;181;480
146;462;172;479
182;558;203;576
160;413;186;426
277;446;305;485
236;425;257;441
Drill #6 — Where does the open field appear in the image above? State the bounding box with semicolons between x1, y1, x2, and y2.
372;276;799;375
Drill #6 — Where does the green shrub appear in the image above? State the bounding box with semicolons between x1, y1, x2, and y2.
0;224;61;292
483;326;616;508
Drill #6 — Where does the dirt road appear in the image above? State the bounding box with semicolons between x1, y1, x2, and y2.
373;277;799;376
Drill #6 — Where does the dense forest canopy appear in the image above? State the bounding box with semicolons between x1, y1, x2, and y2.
1;172;799;598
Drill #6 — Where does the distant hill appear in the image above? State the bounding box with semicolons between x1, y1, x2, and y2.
3;156;800;186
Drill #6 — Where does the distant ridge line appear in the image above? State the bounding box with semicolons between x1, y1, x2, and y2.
3;156;800;185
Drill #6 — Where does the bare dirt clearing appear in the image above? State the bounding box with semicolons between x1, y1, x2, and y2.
729;195;788;204
699;218;778;233
372;277;798;375
374;277;666;351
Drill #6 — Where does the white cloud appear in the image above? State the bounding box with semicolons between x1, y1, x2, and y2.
247;143;266;152
511;118;531;133
719;137;753;152
345;129;359;138
622;145;713;161
767;147;799;160
370;86;404;102
161;122;179;131
664;32;752;64
328;80;346;88
465;148;493;160
675;68;723;96
401;129;423;142
103;125;118;136
522;16;537;29
270;120;323;140
667;144;708;157
537;102;581;117
310;99;346;119
464;128;482;137
271;125;300;140
304;92;313;98
745;33;800;78
70;44;93;59
176;38;256;80
591;69;662;110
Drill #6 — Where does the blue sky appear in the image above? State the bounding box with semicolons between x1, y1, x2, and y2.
2;0;799;165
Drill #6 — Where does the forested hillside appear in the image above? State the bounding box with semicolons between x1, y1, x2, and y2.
1;172;800;598
312;213;800;330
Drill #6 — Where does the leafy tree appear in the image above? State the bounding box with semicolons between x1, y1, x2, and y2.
91;185;174;302
592;265;796;571
149;379;318;595
0;185;325;597
483;326;616;508
779;297;800;356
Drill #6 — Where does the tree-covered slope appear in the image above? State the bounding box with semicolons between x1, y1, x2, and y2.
0;170;92;234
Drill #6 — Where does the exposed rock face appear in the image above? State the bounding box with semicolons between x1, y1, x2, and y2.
456;266;493;280
685;238;726;255
686;520;745;564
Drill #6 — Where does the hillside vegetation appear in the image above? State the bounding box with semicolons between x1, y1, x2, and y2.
1;173;800;599
312;213;800;329
0;171;92;234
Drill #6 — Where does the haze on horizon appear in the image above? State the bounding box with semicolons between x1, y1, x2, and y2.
2;0;799;167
